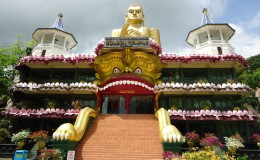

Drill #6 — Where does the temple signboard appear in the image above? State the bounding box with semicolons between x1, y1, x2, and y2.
104;37;150;48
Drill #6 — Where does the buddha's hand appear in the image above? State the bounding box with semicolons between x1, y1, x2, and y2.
120;22;131;37
160;125;183;143
52;123;77;141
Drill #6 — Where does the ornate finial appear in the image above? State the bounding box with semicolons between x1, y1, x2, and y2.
58;13;63;19
201;8;214;26
50;13;64;31
202;8;208;14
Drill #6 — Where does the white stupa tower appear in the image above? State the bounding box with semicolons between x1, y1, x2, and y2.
31;13;77;57
186;8;235;55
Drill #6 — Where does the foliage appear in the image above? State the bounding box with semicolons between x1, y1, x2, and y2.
0;118;12;129
239;54;260;89
230;132;244;143
38;148;62;160
0;34;36;103
249;133;260;143
185;131;200;142
0;118;12;143
0;128;10;143
238;95;257;109
200;133;223;147
201;100;212;110
238;54;260;107
237;154;249;160
182;148;234;160
195;78;208;84
71;99;82;108
226;78;235;84
224;137;244;149
239;68;260;90
233;106;241;111
45;99;58;108
162;151;180;160
246;54;260;71
170;106;177;110
30;130;49;142
11;129;30;143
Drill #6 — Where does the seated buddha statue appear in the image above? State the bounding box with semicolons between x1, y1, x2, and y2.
112;4;161;46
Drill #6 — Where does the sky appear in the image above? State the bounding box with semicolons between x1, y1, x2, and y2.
0;0;260;58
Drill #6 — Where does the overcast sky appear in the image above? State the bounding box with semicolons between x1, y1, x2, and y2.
0;0;260;58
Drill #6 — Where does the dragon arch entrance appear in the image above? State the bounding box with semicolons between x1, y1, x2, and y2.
98;75;155;114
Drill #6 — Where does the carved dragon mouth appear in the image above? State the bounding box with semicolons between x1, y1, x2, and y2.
99;74;154;92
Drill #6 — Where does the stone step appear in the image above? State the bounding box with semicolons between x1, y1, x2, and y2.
75;114;163;160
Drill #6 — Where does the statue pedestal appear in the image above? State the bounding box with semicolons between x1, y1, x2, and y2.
162;142;182;154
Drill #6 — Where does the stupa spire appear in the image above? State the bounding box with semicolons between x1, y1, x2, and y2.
201;8;214;26
50;13;64;31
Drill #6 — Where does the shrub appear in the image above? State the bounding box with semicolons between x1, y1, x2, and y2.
182;149;234;160
249;133;260;143
200;133;223;147
30;130;49;142
0;119;12;129
38;148;62;160
0;128;10;143
224;137;244;149
11;129;30;143
185;131;200;142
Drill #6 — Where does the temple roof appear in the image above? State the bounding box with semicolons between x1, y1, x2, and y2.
32;13;78;49
50;13;64;31
201;8;214;26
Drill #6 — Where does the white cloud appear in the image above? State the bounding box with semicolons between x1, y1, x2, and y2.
229;9;260;58
199;0;228;19
0;0;258;59
230;8;260;58
230;24;260;58
248;11;260;30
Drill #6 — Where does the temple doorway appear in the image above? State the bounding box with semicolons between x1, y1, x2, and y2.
129;96;154;114
101;95;154;114
101;95;126;114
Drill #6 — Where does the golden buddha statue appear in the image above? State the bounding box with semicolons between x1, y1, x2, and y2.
112;4;161;46
92;4;164;85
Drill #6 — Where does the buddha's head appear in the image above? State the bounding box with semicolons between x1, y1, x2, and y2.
125;4;145;24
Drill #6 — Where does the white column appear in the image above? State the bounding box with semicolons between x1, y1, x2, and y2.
102;97;108;114
207;29;211;41
52;33;57;46
219;30;224;42
63;37;67;49
41;33;45;44
195;35;199;49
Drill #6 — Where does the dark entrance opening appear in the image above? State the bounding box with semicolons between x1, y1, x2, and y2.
217;47;223;55
101;95;154;114
130;95;154;114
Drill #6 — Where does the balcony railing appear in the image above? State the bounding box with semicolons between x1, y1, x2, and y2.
198;40;227;48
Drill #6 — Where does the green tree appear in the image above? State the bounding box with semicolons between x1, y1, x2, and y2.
239;54;260;89
0;33;36;104
238;54;260;107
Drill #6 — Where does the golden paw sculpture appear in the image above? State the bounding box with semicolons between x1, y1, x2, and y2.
52;107;97;141
160;125;183;143
155;108;184;143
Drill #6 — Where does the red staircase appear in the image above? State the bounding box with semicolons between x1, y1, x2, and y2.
75;114;163;160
